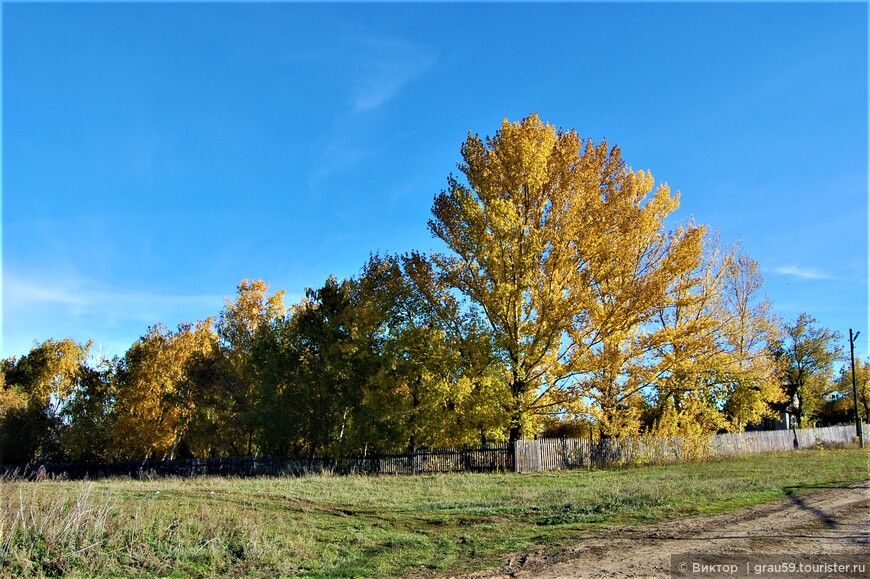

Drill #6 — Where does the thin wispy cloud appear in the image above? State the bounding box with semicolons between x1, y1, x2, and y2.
351;38;437;113
304;35;437;193
5;272;224;322
2;270;226;357
773;265;832;281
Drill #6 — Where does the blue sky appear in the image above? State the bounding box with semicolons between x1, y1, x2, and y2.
2;2;868;364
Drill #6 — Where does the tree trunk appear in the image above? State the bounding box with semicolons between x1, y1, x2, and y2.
508;377;526;446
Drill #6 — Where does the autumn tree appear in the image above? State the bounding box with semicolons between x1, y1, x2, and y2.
644;236;735;436
844;357;869;422
775;313;843;427
188;279;286;456
824;357;870;425
568;160;705;438
646;239;784;434
717;251;784;429
110;320;217;460
0;338;90;463
429;114;704;441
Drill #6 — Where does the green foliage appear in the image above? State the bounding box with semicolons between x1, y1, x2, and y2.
62;359;118;462
251;256;509;458
181;280;286;458
271;275;368;457
775;313;843;427
0;401;55;465
353;253;509;451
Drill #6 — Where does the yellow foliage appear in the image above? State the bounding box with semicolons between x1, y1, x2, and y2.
643;397;719;462
431;113;705;441
837;357;870;421
110;319;217;460
3;338;90;411
0;387;28;418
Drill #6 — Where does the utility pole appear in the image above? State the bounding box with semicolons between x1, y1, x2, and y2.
849;329;864;449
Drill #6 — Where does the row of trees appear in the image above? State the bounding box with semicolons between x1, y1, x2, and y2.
2;115;865;464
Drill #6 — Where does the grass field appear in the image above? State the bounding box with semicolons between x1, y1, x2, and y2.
1;447;867;578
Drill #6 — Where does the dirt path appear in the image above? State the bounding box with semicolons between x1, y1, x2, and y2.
453;480;869;578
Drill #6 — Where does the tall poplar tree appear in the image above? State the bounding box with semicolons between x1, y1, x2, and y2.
429;114;704;442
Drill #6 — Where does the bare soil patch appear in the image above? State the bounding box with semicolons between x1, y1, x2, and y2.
453;479;869;578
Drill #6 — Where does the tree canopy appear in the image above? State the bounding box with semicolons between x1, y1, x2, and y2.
2;113;829;463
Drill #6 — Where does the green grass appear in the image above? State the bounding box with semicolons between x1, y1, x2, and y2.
1;447;867;577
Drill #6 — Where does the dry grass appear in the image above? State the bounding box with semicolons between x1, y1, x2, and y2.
1;447;867;578
1;479;113;576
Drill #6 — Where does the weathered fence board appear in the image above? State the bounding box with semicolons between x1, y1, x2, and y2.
513;424;869;473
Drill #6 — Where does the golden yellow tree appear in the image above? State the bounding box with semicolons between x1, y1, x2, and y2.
2;338;90;413
110;320;217;460
836;357;869;422
429;114;704;442
647;237;782;435
718;251;785;429
568;171;705;437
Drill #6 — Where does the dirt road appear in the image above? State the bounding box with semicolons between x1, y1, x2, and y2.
455;480;869;578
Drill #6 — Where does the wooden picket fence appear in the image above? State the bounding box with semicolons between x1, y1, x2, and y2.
513;424;869;472
2;425;865;480
711;424;864;455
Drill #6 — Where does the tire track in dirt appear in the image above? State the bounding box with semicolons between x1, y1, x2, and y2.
453;480;869;578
